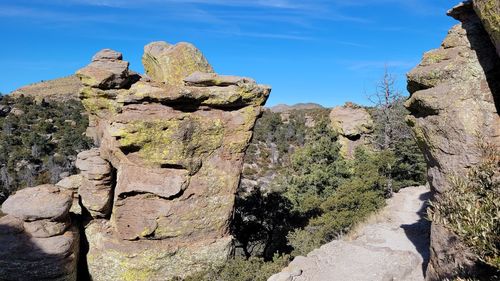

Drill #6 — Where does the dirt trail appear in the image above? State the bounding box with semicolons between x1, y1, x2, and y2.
269;185;431;281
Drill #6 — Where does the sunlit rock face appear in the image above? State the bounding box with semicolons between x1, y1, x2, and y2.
329;102;374;158
76;41;270;280
406;2;499;280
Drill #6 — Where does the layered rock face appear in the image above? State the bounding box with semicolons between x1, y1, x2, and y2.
406;2;499;280
329;102;373;158
0;185;79;281
75;42;270;280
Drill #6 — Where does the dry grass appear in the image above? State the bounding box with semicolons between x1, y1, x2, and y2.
10;75;81;101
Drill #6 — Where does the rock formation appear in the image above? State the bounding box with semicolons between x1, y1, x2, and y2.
73;42;270;280
406;1;499;280
329;102;374;158
0;185;79;281
473;0;500;56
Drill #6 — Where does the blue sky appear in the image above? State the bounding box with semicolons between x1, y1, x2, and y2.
0;0;459;107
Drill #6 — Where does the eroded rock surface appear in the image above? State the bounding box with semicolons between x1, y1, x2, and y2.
0;185;79;281
406;2;500;280
75;42;269;280
329;102;374;158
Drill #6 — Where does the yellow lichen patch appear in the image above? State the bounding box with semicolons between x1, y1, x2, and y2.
115;117;225;169
422;51;447;65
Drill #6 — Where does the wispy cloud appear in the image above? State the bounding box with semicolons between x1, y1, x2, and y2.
209;29;313;41
0;4;121;24
343;60;416;71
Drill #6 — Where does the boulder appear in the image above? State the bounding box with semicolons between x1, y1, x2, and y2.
92;48;123;61
0;185;79;281
76;48;131;89
1;185;72;221
329;103;374;158
142;41;214;85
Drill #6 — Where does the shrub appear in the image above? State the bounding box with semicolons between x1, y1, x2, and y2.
428;141;499;270
182;254;290;281
0;95;92;202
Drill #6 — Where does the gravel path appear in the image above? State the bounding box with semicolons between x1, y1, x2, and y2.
269;185;431;281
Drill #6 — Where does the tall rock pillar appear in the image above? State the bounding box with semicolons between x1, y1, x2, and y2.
75;42;270;280
405;2;499;280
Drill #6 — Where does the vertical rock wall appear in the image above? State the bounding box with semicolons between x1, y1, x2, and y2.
75;42;270;280
405;1;499;280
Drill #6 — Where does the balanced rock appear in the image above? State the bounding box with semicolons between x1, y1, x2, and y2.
92;48;123;61
406;3;500;280
76;48;131;89
329;102;373;158
0;185;79;281
75;148;113;218
76;41;270;280
142;41;214;85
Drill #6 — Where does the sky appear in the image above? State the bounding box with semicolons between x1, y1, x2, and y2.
0;0;460;107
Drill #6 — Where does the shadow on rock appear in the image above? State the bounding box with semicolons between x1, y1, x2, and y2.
400;190;431;277
0;220;79;281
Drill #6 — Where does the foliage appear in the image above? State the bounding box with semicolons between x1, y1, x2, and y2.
232;189;301;259
283;118;350;214
287;147;388;255
0;95;92;202
368;69;427;194
390;138;427;192
428;141;500;271
181;254;291;281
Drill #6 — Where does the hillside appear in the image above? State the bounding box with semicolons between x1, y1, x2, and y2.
9;75;82;101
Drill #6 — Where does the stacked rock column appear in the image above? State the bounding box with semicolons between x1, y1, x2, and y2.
0;185;79;281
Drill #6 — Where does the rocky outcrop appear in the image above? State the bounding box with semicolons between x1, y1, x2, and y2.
473;0;500;56
406;2;499;280
73;42;269;280
0;185;79;281
329;102;374;158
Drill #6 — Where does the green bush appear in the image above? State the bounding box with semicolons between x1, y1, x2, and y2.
182;254;290;281
287;147;387;255
0;95;93;202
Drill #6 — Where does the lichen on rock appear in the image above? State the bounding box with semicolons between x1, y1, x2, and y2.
72;41;270;279
405;2;500;279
